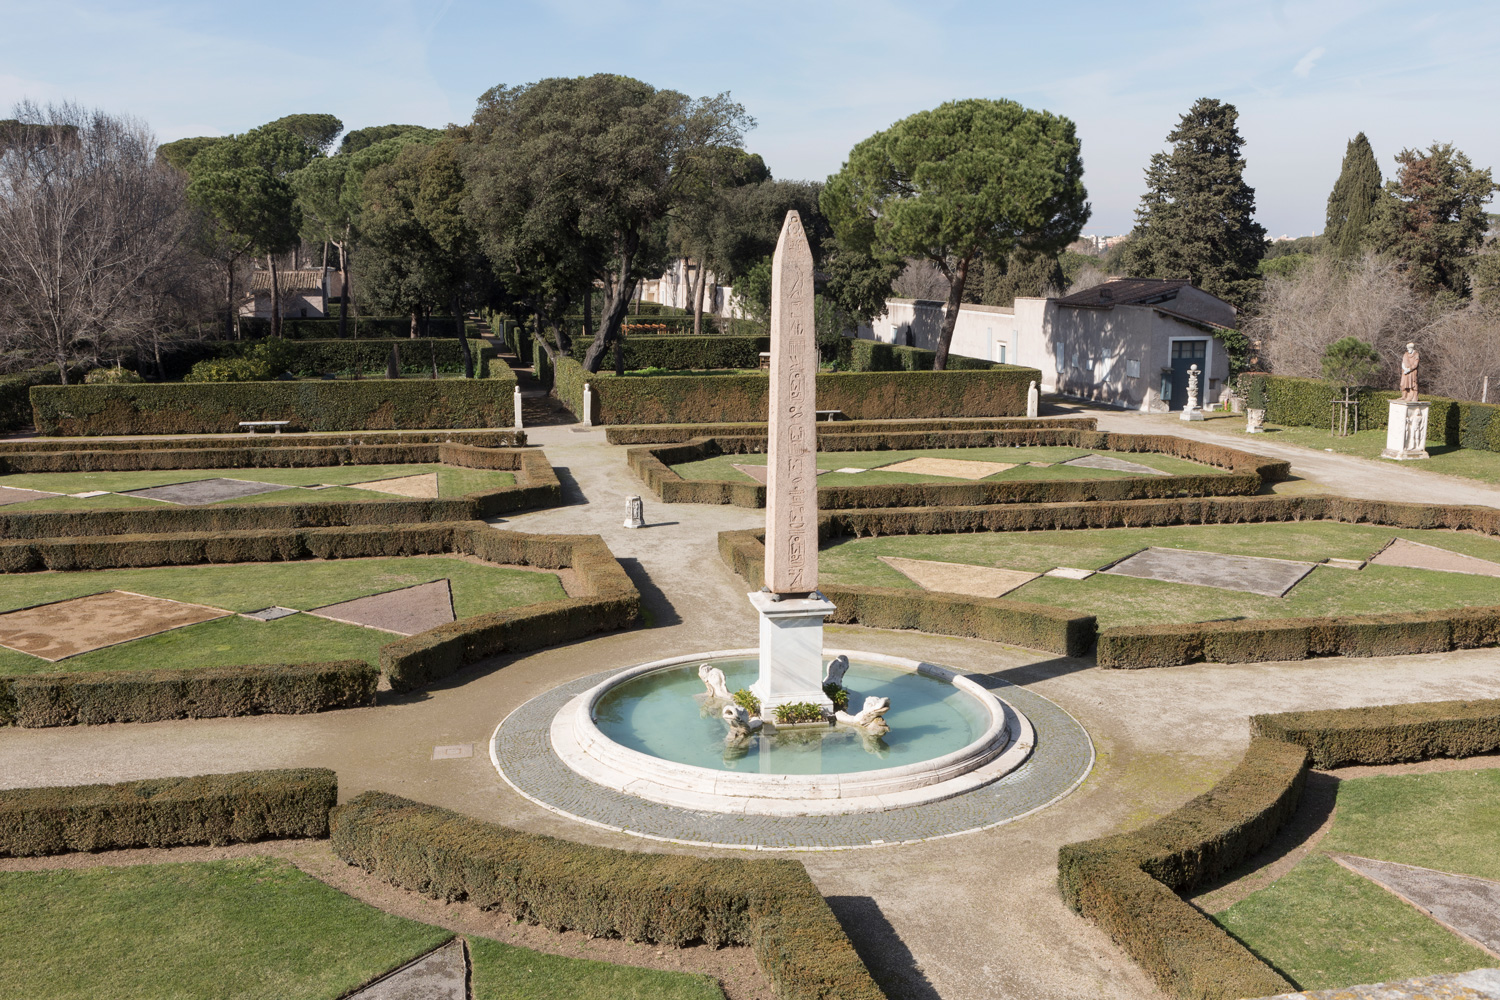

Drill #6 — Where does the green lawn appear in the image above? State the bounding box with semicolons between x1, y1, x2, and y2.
1230;424;1500;486
0;556;565;676
0;464;515;511
0;858;723;1000
0;858;452;1000
1213;771;1500;990
470;938;723;1000
673;445;1224;486
820;521;1500;627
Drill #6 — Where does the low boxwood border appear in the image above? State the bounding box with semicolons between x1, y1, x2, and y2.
0;446;561;539
1057;699;1500;1000
330;791;886;1000
0;521;638;723
603;416;1098;446
644;429;1287;510
0;768;338;857
717;495;1500;663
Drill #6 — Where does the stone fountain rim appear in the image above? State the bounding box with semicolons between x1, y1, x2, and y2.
547;648;1033;816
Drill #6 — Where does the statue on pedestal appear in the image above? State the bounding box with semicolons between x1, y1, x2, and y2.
1399;343;1420;402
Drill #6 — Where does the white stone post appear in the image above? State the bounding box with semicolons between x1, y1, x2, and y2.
623;495;644;528
1381;400;1430;460
513;386;523;429
1026;380;1039;418
750;210;834;717
582;382;593;427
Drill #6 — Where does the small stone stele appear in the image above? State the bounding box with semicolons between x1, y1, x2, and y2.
623;495;644;528
1026;380;1039;418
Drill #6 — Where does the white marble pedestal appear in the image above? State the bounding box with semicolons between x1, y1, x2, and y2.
748;591;835;714
1381;400;1430;460
1179;406;1204;422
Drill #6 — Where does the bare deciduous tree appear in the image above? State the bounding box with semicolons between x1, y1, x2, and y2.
0;102;195;381
892;258;950;301
1251;254;1429;386
1426;303;1500;402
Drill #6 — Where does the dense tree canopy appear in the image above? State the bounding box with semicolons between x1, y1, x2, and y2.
1119;98;1266;310
1367;143;1496;300
822;98;1089;368
1325;133;1382;258
461;74;753;372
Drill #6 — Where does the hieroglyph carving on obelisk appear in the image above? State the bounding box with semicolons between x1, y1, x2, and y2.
764;210;818;595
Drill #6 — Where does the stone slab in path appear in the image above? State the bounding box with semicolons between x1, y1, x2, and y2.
0;590;230;660
120;478;290;505
1371;538;1500;578
877;456;1016;480
0;485;58;505
1336;854;1500;957
241;606;299;621
346;938;467;1000
1254;968;1500;1000
1045;566;1096;580
1103;547;1316;597
879;555;1038;598
307;579;455;636
1061;453;1171;476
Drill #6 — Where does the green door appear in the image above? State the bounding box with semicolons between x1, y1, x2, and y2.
1168;340;1207;410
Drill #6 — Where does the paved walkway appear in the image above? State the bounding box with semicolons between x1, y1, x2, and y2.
3;420;1500;1000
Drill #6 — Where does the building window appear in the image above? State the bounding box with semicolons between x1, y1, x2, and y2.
994;344;1007;364
1172;340;1207;360
1126;359;1141;378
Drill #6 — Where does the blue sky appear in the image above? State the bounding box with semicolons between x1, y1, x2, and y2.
3;0;1497;235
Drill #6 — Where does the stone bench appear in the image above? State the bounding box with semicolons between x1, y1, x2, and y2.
238;420;291;434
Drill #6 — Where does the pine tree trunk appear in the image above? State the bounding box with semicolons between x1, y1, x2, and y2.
410;311;418;338
582;248;637;373
226;265;237;340
693;262;707;335
581;285;593;344
684;260;700;320
337;239;350;339
453;295;474;377
387;345;400;379
268;254;282;338
933;255;973;371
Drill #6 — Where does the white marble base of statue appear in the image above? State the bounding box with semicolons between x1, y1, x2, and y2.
699;663;732;702
836;695;891;734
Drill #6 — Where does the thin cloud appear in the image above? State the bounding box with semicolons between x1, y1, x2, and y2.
1294;46;1327;78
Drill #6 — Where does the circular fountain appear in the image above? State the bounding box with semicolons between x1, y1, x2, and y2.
548;649;1032;816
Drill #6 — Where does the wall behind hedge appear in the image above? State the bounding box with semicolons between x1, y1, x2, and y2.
31;371;518;435
840;338;1011;372
552;357;1038;424
171;338;491;380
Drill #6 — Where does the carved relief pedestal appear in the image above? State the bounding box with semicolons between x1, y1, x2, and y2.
1381;400;1430;460
748;592;836;715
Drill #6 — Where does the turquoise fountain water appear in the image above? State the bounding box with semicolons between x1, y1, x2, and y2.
592;656;991;775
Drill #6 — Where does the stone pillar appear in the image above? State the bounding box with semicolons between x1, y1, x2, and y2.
1381;400;1430;460
513;386;523;429
1026;381;1039;418
623;495;644;529
582;382;593;427
751;210;833;717
1180;364;1204;421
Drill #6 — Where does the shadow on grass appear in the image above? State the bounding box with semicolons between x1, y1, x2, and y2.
825;895;943;1000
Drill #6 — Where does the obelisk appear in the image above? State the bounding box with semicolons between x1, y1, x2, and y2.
749;211;835;717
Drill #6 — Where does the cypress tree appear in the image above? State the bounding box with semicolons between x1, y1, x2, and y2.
1324;133;1381;257
1119;98;1266;309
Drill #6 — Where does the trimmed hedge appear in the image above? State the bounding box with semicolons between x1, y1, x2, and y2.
1060;700;1500;999
0;363;86;432
0;768;338;856
330;792;885;1000
1243;373;1500;452
380;530;639;693
171;338;493;379
0;662;376;728
239;316;455;339
638;430;1285;509
1097;607;1500;669
0;522;638;712
605;416;1099;445
1252;698;1500;767
0;447;560;540
718;528;1095;657
553;356;1039;424
0;428;523;454
569;334;769;370
31;368;518;435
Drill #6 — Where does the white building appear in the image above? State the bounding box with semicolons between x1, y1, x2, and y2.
855;277;1238;411
636;259;749;319
238;269;331;319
